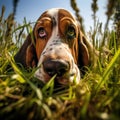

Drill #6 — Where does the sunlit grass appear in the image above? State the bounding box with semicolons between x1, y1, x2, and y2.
0;5;120;120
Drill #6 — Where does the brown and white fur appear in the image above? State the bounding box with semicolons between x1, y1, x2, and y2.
15;8;93;85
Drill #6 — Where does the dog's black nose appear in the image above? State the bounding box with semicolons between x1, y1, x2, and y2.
43;59;70;77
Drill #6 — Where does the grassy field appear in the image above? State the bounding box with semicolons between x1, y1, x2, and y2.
0;2;120;120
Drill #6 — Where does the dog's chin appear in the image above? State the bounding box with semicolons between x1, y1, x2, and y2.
54;74;77;85
35;71;79;85
55;77;69;85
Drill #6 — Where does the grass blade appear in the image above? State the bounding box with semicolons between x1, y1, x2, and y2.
42;75;56;96
95;48;120;94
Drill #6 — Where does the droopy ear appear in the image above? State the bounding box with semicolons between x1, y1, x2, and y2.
77;30;89;69
14;34;38;68
78;30;99;71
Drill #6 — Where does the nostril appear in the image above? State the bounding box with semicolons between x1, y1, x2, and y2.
43;61;56;77
45;69;56;77
57;67;68;76
43;59;70;77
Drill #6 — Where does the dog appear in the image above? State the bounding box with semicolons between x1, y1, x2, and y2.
14;8;93;85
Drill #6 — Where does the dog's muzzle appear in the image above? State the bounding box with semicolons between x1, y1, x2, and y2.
43;59;70;77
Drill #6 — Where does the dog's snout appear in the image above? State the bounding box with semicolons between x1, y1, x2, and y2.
43;59;70;77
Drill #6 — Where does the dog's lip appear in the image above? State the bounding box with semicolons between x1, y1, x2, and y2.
55;72;75;85
57;78;69;85
35;69;76;84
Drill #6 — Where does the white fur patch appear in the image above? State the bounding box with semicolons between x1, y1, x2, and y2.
34;8;80;84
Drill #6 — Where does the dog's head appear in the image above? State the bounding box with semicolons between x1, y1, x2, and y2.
15;8;90;85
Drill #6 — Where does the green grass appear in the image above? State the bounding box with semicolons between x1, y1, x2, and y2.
0;6;120;120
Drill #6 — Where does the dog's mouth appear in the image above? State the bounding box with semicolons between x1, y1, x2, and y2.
56;78;69;85
54;72;76;85
35;61;80;85
34;70;75;84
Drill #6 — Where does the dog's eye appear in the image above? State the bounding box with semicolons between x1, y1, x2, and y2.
38;27;47;38
66;26;76;39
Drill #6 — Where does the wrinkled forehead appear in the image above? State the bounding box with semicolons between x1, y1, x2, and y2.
37;8;76;23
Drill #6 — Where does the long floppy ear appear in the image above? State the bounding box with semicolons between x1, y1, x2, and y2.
14;34;38;68
78;30;99;72
77;30;89;69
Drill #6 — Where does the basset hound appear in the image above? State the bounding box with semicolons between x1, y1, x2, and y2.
14;8;92;85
